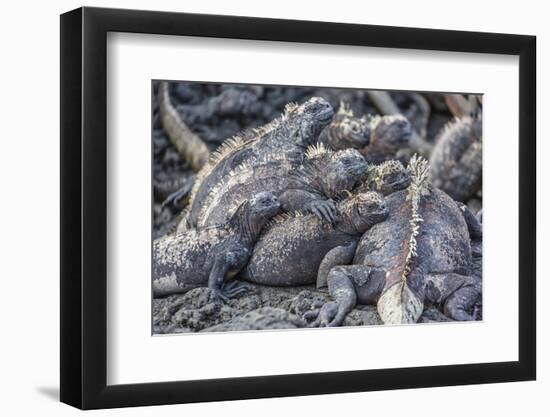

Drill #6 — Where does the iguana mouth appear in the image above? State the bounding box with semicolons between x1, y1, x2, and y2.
318;112;334;124
348;163;369;177
387;176;411;190
350;133;370;147
399;125;413;142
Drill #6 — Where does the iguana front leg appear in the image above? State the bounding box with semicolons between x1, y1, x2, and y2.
316;242;358;289
278;189;337;223
456;202;482;239
208;251;250;302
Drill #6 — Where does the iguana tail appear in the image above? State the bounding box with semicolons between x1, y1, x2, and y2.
158;82;210;171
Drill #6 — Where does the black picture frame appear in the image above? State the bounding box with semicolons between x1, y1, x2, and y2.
60;6;536;410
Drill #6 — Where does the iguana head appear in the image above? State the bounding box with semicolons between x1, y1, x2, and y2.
317;148;369;198
325;103;371;150
369;114;412;155
360;160;412;195
229;192;280;241
339;191;388;235
285;97;334;147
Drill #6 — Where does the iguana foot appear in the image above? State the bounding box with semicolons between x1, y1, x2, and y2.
211;281;250;302
222;280;250;298
306;301;347;327
307;199;337;224
161;182;193;209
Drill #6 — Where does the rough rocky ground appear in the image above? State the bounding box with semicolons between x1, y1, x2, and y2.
153;282;451;334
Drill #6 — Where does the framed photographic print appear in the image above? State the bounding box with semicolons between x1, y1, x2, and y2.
60;6;536;410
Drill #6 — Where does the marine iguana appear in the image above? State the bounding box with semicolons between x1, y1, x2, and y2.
153;192;280;301
319;102;370;151
158;82;210;171
307;155;482;326
184;97;335;228
365;91;432;156
354;159;412;196
359;114;413;163
191;145;369;228
241;191;388;287
429;113;482;202
175;85;263;126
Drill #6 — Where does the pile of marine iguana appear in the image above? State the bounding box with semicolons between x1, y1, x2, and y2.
152;81;483;332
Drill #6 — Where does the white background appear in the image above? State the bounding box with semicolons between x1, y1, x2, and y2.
108;34;518;384
0;0;546;415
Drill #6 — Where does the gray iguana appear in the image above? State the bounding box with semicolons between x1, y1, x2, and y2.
240;191;388;287
429;114;482;202
191;145;369;229
184;97;335;228
354;159;412;196
359;114;413;163
307;156;482;326
319;102;371;151
153;192;280;301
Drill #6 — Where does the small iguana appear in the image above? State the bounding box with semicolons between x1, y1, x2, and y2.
153;192;280;301
307;155;482;326
359;114;413;163
354;159;412;196
430;113;482;202
191;145;369;228
240;191;388;287
319;102;370;151
185;97;335;228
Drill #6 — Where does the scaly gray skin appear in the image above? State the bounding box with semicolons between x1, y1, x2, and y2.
319;103;370;151
153;192;280;301
429;114;482;202
359;114;413;163
241;192;388;287
354;159;412;196
185;97;335;228
307;156;481;326
193;146;369;228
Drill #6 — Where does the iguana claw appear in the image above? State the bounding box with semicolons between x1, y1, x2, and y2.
216;280;250;301
306;302;345;327
309;200;337;224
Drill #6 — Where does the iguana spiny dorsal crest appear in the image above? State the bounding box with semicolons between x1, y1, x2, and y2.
307;155;481;327
189;143;369;228
319;102;371;151
429;114;482;202
184;97;334;228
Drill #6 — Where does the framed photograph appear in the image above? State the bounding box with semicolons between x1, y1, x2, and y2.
60;6;536;409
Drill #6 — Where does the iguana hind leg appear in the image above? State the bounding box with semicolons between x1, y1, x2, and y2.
308;265;385;327
424;273;481;321
316;242;357;289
